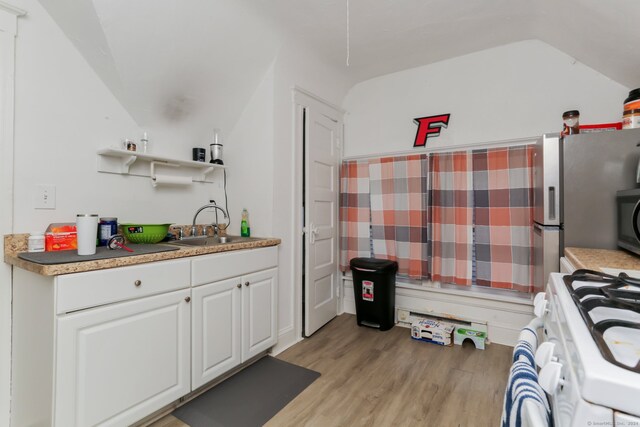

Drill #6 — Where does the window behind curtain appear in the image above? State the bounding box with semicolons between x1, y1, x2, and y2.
472;146;535;292
369;155;429;279
429;151;474;286
338;144;535;293
339;160;371;271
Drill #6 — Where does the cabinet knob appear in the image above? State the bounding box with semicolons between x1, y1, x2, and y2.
134;280;142;287
244;281;250;287
185;296;191;303
237;283;242;288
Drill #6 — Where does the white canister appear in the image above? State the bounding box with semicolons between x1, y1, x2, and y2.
27;232;45;253
76;214;99;255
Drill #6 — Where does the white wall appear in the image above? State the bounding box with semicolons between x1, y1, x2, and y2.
343;40;630;158
12;0;225;234
225;62;275;237
0;4;23;426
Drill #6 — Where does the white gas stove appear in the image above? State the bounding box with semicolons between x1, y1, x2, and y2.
538;271;640;427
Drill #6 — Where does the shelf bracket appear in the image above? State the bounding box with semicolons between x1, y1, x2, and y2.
121;155;137;174
196;166;215;182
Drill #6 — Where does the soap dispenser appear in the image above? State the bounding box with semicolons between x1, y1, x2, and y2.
240;209;250;237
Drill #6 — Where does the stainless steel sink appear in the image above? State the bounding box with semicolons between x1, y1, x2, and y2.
168;235;260;247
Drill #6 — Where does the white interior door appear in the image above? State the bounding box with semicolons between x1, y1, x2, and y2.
304;103;340;336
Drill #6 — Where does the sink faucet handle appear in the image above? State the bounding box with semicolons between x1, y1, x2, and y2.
202;225;211;236
190;225;197;236
178;228;184;240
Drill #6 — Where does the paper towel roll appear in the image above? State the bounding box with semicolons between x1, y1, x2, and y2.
152;174;193;187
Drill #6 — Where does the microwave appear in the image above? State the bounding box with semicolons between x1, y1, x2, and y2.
617;188;640;256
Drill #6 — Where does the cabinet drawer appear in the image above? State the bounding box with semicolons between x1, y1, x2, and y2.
192;246;278;286
56;259;190;314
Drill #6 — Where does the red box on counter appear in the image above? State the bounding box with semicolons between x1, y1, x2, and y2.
45;223;77;251
579;122;623;133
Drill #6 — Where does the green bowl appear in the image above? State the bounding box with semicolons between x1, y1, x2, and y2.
120;223;172;244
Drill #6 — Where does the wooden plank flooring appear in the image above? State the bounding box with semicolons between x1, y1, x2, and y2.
151;314;512;427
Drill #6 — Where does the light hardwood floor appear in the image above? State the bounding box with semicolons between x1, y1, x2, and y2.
151;314;512;427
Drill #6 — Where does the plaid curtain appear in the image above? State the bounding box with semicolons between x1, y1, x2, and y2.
429;151;474;286
339;160;372;271
369;155;429;279
472;146;535;292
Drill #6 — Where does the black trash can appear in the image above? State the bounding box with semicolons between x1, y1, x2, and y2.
350;257;398;331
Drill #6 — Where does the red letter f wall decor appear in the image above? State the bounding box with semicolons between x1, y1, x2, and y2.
413;114;450;147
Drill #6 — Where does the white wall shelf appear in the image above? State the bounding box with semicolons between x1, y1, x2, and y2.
97;148;225;185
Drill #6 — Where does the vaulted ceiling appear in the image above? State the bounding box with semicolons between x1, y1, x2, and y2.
39;0;640;137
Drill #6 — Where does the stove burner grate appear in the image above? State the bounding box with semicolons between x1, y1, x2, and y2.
564;269;640;373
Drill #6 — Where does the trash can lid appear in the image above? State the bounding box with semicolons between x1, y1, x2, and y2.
349;257;398;272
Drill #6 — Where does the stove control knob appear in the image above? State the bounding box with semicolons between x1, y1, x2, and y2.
535;342;558;368
534;292;548;318
539;361;564;395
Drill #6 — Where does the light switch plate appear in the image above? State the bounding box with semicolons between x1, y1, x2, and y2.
35;184;56;209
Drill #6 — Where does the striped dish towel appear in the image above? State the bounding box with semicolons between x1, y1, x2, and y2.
501;361;552;427
502;320;552;427
512;326;538;367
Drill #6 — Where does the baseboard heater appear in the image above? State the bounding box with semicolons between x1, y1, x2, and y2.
395;308;488;335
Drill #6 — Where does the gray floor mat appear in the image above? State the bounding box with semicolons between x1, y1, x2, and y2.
172;356;320;427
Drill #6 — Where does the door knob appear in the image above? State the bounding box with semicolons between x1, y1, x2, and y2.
245;281;250;287
237;283;242;288
309;223;319;244
185;296;191;303
134;280;142;287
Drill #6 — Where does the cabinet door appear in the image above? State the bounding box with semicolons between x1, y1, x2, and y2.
242;268;278;361
192;277;242;389
55;289;191;427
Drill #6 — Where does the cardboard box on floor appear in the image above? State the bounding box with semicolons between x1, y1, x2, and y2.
410;319;455;346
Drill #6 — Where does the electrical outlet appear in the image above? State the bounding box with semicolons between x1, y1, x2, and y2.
35;185;56;209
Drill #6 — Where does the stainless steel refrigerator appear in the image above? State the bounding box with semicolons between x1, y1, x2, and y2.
533;128;640;291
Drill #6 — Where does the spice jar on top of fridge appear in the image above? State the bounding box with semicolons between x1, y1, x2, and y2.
562;110;580;136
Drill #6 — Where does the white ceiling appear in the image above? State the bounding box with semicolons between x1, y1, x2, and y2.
255;0;640;88
38;0;640;137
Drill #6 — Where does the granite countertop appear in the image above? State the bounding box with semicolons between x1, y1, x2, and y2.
564;247;640;272
4;234;280;276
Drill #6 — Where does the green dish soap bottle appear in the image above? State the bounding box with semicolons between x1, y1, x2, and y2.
240;208;250;237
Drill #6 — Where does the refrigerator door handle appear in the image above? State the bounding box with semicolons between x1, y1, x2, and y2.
548;186;556;221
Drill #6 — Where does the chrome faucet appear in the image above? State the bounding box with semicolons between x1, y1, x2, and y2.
192;200;229;239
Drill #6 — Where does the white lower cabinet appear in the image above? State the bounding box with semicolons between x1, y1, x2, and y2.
11;246;278;427
55;289;191;427
242;268;278;361
191;249;278;389
192;277;242;389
